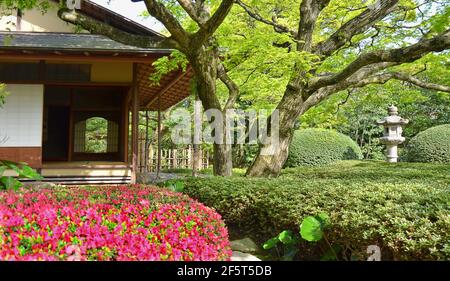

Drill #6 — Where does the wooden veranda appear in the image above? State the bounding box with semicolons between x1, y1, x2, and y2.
0;31;194;184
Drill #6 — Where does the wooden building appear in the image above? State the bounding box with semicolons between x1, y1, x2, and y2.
0;1;193;184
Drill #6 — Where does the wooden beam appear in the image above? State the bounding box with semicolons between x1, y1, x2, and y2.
131;63;139;184
145;68;190;108
0;53;159;63
2;80;132;87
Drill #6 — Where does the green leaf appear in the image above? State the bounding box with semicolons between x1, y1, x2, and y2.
300;216;323;242
174;181;184;192
1;177;23;191
0;165;6;177
278;230;295;245
18;245;26;256
262;237;279;250
316;212;331;228
18;165;43;180
3;161;21;174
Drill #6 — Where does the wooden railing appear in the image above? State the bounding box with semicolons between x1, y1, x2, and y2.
138;137;210;172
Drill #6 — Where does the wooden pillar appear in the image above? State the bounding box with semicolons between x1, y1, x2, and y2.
144;111;149;172
131;63;139;184
16;9;22;31
149;145;154;172
174;149;179;169
192;93;201;177
156;95;162;178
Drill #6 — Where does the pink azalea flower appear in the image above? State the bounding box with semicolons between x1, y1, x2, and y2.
0;186;231;261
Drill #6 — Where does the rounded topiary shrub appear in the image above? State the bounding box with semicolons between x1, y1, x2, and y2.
405;124;450;163
285;129;363;167
0;186;231;261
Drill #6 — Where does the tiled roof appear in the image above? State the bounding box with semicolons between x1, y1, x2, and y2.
0;32;172;53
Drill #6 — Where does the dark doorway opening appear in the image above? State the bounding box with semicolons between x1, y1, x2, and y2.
42;85;127;163
43;106;70;161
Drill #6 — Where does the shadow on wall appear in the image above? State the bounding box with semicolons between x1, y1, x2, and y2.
0;134;9;145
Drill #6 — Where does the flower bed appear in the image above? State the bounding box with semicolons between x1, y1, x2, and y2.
0;185;231;261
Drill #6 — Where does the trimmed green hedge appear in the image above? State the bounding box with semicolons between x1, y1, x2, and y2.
405;124;450;163
285;129;363;167
181;161;450;260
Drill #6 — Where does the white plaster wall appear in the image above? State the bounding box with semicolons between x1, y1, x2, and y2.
0;84;43;147
0;3;86;33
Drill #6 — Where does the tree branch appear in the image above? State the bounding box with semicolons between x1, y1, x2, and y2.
353;72;450;92
192;0;235;48
302;65;450;114
314;0;399;57
302;62;398;111
57;8;177;49
308;28;450;93
236;0;297;37
217;63;240;110
143;0;191;48
176;0;205;25
297;0;331;51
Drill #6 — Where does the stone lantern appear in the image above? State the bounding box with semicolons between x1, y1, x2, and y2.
376;105;409;163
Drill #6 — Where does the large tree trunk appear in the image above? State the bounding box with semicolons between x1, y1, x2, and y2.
190;49;233;176
245;133;293;177
213;143;232;176
246;82;306;177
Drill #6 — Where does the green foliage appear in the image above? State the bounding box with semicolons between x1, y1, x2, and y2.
0;83;6;107
0;0;49;11
220;0;450;157
182;160;450;260
405;124;450;163
263;230;300;261
0;0;50;20
285;129;363;167
300;64;450;161
149;50;188;86
85;117;108;153
300;213;330;242
161;180;185;193
232;144;259;168
217;0;450;114
0;160;43;191
429;5;450;33
263;213;334;260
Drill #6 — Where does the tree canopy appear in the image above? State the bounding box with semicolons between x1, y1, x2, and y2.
1;0;449;177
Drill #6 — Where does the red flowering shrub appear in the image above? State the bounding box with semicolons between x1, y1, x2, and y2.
0;185;231;261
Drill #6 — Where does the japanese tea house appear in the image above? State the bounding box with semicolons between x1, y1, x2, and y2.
0;0;193;184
